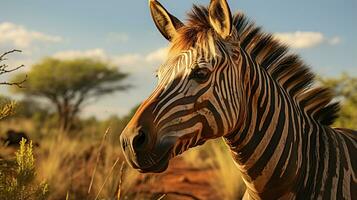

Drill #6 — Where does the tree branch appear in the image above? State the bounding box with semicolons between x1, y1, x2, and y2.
0;49;27;88
0;49;22;61
0;64;25;75
0;75;27;88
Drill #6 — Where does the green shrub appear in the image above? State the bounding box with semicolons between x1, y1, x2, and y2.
0;138;49;200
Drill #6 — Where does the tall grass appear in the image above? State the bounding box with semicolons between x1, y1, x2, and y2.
1;116;246;199
32;129;139;200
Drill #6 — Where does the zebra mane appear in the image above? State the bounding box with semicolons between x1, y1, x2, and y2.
170;5;339;126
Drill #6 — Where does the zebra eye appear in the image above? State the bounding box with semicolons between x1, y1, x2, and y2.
191;67;211;83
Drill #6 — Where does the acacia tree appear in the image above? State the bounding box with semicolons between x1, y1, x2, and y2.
12;58;129;131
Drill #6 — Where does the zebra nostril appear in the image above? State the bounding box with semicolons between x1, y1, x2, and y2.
132;130;147;151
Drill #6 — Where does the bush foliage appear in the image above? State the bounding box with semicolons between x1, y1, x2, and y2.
0;139;49;200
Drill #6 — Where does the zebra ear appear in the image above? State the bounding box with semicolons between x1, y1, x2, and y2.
208;0;233;39
149;0;184;41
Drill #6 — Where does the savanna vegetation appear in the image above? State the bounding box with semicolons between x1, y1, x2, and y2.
1;49;356;199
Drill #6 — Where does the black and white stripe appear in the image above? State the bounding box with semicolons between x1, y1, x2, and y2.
122;1;357;199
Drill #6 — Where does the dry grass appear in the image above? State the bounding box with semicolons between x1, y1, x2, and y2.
1;117;245;199
34;130;140;200
33;132;245;199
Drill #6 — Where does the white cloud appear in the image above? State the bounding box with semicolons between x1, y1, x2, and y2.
111;47;168;67
0;22;62;48
52;47;168;73
274;31;341;49
112;53;141;67
106;32;129;43
274;32;324;48
145;47;168;63
52;48;108;60
116;47;168;73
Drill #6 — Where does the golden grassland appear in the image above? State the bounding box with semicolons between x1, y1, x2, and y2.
0;118;245;200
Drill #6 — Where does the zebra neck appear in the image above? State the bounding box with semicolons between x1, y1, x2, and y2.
224;54;307;198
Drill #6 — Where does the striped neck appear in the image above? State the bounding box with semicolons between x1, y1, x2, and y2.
224;48;308;199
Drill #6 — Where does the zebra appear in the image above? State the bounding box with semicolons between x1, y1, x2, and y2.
120;0;357;199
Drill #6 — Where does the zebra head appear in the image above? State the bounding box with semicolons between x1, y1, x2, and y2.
121;0;242;173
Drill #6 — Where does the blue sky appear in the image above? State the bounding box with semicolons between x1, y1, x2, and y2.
1;0;356;118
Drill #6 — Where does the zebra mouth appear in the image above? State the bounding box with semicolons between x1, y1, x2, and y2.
133;148;172;173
